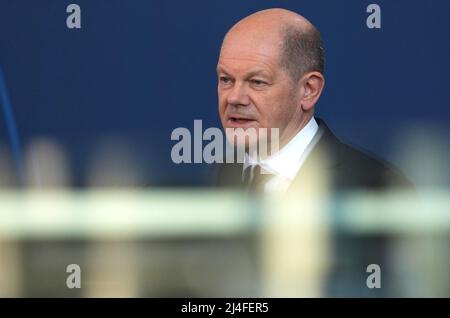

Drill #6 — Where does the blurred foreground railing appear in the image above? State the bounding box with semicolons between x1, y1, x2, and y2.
0;189;449;297
0;189;448;237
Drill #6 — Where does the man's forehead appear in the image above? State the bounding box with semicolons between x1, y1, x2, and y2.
221;30;282;55
218;39;282;71
217;56;277;75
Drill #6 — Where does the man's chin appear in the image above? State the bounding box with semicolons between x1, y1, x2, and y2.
225;119;259;130
225;136;257;148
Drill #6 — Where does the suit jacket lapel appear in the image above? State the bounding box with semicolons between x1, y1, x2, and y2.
289;118;343;191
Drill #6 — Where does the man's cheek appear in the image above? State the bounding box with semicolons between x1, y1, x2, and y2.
218;104;226;121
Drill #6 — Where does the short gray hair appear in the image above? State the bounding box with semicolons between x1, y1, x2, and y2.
279;24;325;81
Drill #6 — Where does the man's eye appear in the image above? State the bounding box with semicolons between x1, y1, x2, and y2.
219;76;231;84
251;79;268;86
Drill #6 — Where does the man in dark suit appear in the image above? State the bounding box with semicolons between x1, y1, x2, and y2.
214;9;413;296
215;8;411;193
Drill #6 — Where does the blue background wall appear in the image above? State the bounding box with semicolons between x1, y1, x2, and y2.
0;0;449;187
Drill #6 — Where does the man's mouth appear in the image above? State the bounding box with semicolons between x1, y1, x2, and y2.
227;116;258;128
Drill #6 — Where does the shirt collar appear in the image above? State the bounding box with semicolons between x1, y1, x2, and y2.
244;117;319;180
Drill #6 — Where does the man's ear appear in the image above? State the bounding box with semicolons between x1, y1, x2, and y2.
299;72;325;112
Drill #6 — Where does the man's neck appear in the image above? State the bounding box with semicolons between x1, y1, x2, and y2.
246;115;317;164
279;114;314;149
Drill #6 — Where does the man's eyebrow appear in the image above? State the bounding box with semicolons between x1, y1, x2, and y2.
216;66;270;78
216;67;230;76
216;65;233;76
246;70;270;78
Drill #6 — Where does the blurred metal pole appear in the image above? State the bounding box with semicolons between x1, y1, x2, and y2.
260;157;331;297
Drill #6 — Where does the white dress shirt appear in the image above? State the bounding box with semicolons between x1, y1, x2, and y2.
243;117;321;193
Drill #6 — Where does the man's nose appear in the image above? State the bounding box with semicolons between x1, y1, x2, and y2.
226;82;251;106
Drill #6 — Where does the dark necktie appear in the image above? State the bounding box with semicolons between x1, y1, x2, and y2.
242;165;273;193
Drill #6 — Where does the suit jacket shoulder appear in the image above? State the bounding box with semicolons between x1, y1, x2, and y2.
298;118;413;191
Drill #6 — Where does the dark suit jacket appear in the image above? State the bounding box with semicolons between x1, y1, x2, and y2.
216;118;412;192
215;118;414;296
